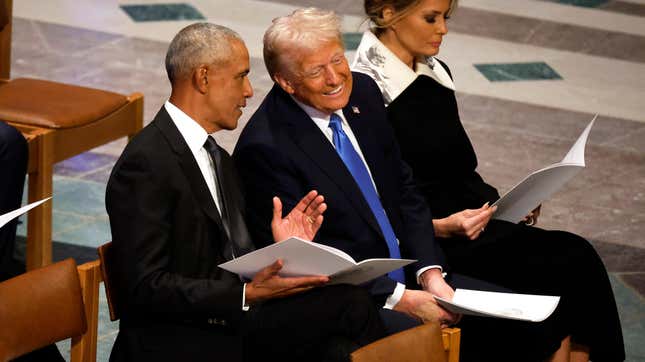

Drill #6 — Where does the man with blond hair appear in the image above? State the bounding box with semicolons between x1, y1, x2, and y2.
235;8;570;361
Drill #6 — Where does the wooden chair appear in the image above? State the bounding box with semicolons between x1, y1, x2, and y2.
0;0;144;271
97;241;120;321
74;259;103;362
0;258;102;362
441;327;461;362
0;0;10;79
351;323;460;362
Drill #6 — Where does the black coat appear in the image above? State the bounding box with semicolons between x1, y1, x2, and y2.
384;61;624;361
106;107;251;361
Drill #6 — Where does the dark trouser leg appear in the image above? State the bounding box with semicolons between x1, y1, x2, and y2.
447;273;567;362
243;284;385;362
378;308;421;335
0;122;28;280
440;221;625;361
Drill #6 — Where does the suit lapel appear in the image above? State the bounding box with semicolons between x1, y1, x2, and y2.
270;87;383;237
153;108;228;235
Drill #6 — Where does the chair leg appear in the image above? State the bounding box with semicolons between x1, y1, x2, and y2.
26;130;54;270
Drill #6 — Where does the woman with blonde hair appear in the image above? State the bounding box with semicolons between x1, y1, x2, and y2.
352;1;624;361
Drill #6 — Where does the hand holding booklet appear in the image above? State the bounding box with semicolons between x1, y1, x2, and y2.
493;116;596;223
434;289;560;322
218;237;415;285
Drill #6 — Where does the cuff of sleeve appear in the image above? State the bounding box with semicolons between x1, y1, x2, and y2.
242;283;250;311
383;282;406;309
415;265;445;286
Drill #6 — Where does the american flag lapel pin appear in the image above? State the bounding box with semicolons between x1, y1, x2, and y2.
352;106;360;114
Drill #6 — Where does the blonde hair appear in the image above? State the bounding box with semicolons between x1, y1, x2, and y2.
263;8;342;78
364;0;458;35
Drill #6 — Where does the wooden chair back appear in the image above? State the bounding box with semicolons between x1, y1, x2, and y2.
351;322;454;362
73;259;103;362
0;259;86;361
98;241;120;321
0;0;11;79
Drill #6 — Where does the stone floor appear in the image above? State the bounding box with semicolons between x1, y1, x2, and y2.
7;0;645;360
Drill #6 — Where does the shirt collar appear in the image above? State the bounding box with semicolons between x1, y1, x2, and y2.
291;96;348;129
164;100;211;154
351;31;455;106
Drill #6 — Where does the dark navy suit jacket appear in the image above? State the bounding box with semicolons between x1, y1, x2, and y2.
234;72;446;305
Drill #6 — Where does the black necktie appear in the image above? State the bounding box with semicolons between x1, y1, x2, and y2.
203;136;235;258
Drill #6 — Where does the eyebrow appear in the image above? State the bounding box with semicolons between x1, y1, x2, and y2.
306;51;344;69
425;10;443;16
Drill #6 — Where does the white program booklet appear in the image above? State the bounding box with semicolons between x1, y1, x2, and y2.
0;197;51;229
218;237;415;285
492;116;596;223
434;289;560;322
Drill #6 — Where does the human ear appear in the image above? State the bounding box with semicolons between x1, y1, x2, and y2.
382;6;395;23
274;73;295;94
195;65;209;93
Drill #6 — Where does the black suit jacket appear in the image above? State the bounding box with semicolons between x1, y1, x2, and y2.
106;107;253;361
234;72;445;305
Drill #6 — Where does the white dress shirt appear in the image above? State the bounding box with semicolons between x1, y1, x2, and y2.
164;101;249;310
165;101;223;214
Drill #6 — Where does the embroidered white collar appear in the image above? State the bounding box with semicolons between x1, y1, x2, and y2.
351;31;455;106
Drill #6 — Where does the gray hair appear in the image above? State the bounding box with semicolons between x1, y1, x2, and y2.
263;8;342;78
165;22;243;84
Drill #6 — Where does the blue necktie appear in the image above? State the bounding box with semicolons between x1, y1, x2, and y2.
328;113;405;283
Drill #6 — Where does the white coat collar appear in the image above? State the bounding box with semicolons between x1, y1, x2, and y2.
351;31;455;106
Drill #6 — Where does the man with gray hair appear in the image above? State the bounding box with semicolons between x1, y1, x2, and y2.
106;22;384;362
235;8;569;361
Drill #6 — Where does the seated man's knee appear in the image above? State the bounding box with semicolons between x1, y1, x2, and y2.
0;122;27;161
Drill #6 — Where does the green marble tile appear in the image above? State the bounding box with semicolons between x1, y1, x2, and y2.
610;274;645;361
342;32;363;51
554;0;609;8
54;218;111;248
474;62;563;82
121;3;205;22
53;177;107;218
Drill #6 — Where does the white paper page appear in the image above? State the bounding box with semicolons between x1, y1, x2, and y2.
0;197;51;229
330;258;416;285
314;242;355;262
493;164;583;222
561;115;596;165
219;237;356;279
435;289;560;322
493;117;596;223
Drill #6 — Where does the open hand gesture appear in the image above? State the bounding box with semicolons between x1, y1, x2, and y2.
271;190;327;242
